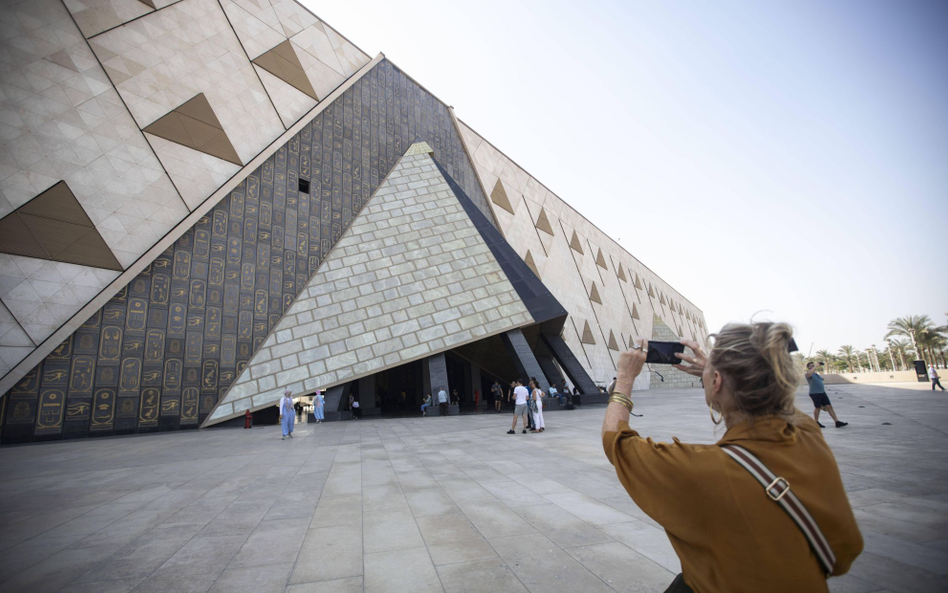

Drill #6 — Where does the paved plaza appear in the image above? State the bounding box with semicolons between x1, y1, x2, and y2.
1;382;946;593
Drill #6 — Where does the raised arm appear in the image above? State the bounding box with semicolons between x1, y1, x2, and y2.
602;338;647;438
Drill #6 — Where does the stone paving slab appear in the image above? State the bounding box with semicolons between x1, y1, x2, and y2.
1;382;947;592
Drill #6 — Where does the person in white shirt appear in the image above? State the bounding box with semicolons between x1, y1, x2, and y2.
278;388;295;440
507;380;531;434
529;377;545;432
930;365;945;391
437;388;448;416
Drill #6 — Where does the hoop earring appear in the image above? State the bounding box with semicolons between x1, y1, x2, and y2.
709;403;722;425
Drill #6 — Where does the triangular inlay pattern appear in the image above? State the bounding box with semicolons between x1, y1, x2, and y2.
617;263;627;282
0;182;123;271
490;179;515;214
588;282;601;305
581;320;596;345
524;250;540;278
535;207;554;235
252;40;319;100
608;330;619;351
595;248;607;269
632;303;640;320
569;230;584;255
143;94;243;166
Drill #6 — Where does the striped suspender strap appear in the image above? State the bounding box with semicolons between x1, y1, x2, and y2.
720;444;836;576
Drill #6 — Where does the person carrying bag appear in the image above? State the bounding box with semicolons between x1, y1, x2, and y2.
601;323;863;593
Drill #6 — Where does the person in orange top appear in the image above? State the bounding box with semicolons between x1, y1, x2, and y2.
602;322;863;593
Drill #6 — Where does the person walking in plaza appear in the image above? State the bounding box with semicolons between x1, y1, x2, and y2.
603;326;863;593
805;362;848;428
279;388;295;440
508;380;531;434
438;387;448;416
492;380;503;412
530;378;545;432
313;390;324;423
929;364;945;391
421;393;431;416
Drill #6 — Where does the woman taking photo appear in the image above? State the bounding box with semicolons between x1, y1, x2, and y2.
602;322;862;593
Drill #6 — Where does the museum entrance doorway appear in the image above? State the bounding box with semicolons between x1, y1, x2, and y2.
375;359;424;416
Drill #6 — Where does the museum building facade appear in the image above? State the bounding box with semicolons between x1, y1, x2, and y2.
0;0;707;443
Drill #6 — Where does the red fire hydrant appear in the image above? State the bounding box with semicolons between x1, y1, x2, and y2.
244;409;252;429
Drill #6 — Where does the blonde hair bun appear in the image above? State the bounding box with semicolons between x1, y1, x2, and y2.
709;322;799;417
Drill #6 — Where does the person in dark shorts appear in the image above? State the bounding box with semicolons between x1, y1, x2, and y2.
805;362;848;428
491;380;503;412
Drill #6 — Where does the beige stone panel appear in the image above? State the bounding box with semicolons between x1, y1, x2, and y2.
0;300;34;379
220;0;286;59
289;22;346;77
0;1;189;270
65;0;154;38
253;65;317;128
89;0;284;166
292;40;347;99
145;133;240;211
519;196;554;257
224;0;284;34
204;148;534;426
458;121;483;155
269;0;319;37
496;189;547;279
0;254;118;344
322;25;369;76
497;161;526;195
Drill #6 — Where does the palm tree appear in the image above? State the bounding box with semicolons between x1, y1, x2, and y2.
920;330;947;369
838;345;856;373
889;339;912;370
886;315;935;363
815;349;834;372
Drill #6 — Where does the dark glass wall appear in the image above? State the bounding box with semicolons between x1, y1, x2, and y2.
0;59;492;443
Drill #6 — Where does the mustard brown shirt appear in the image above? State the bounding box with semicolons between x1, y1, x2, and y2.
603;413;863;593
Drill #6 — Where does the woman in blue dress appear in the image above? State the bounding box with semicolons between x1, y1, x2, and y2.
313;390;325;423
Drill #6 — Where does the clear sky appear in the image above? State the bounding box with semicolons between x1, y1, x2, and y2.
305;0;948;355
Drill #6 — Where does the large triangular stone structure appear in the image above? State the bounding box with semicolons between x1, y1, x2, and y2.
204;144;537;425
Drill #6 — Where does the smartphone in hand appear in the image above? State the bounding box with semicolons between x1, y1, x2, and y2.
645;341;685;364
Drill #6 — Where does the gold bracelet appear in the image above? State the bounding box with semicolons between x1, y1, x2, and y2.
608;394;633;412
609;390;630;400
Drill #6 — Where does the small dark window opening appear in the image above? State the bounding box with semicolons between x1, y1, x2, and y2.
298;178;310;194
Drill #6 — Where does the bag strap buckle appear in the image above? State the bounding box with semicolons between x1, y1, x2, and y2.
765;476;790;501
